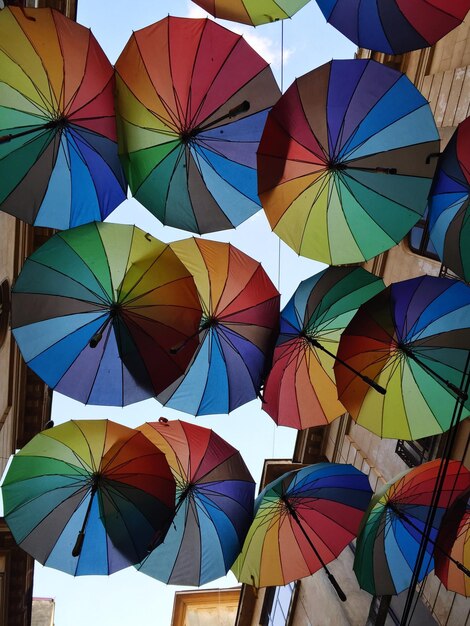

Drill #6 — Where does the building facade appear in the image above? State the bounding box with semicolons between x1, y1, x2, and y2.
236;13;470;626
0;2;77;625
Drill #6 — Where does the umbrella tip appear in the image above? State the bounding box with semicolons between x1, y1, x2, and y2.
158;417;169;425
43;420;54;430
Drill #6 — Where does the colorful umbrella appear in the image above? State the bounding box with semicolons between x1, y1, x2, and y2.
434;490;470;596
334;275;470;440
258;59;440;265
262;266;385;430
232;462;373;599
1;419;176;576
11;222;202;406
315;0;470;55
429;116;470;282
354;459;470;596
157;238;280;416
136;418;255;585
114;16;281;234
0;7;126;228
191;0;311;25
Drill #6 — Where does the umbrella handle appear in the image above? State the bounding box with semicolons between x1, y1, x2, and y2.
72;531;85;558
328;572;347;602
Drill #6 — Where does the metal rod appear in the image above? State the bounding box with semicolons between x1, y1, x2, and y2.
302;333;387;395
401;345;468;401
192;100;250;135
0;119;64;144
283;497;347;602
387;501;470;576
72;480;99;557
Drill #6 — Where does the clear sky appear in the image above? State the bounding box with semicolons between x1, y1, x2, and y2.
29;2;356;625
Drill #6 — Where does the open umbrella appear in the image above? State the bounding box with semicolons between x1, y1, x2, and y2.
262;266;385;430
191;0;311;25
434;489;470;596
11;222;202;406
315;0;470;55
334;275;470;440
0;6;126;228
429;116;470;283
157;238;280;416
114;16;281;234
258;59;440;265
1;419;176;576
354;459;470;596
232;462;373;600
136;417;255;586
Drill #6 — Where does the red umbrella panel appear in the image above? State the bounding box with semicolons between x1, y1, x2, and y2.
157;238;280;416
114;16;281;234
136;418;255;586
262;266;385;430
434;489;470;596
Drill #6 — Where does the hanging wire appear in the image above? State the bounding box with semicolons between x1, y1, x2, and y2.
400;350;470;626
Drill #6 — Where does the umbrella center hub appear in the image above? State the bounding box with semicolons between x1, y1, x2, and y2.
109;303;122;317
200;315;217;330
181;129;197;144
327;159;347;172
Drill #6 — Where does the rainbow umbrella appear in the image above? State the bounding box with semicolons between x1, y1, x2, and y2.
1;420;176;576
262;266;384;430
191;0;310;25
158;238;280;416
11;222;202;406
354;459;470;596
114;16;280;234
429;116;470;282
334;275;470;440
434;490;470;596
0;7;126;228
315;0;470;55
232;463;373;599
258;59;440;265
136;418;255;586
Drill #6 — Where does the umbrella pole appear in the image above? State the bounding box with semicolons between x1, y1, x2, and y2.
387;501;470;576
72;480;99;557
0;118;67;144
302;334;386;395
283;498;347;602
400;345;468;401
192;101;250;135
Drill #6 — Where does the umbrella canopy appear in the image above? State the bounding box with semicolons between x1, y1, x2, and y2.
258;59;440;265
191;0;310;25
262;266;385;429
158;238;280;415
334;275;470;440
232;462;372;594
0;7;126;228
1;419;176;576
354;459;470;596
114;16;281;234
429;116;470;282
11;222;202;406
315;0;470;55
136;418;255;585
434;490;470;596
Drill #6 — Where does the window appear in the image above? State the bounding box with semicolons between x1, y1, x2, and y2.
260;582;297;626
395;435;439;468
0;280;10;350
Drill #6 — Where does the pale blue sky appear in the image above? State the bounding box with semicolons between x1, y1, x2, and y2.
29;2;355;624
